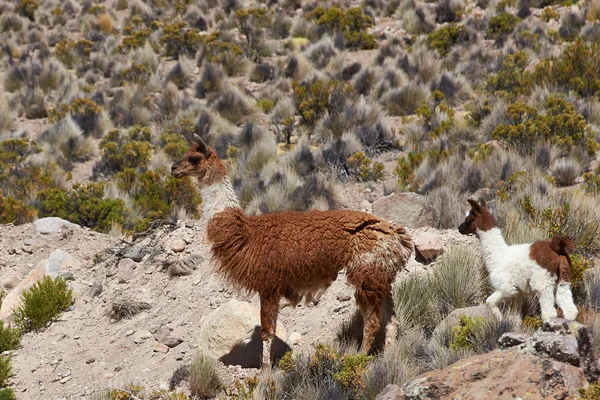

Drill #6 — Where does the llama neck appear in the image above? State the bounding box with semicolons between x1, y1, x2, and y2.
199;178;241;220
477;227;508;272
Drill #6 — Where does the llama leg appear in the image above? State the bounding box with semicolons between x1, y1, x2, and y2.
538;287;558;321
485;290;505;320
260;293;279;369
361;303;383;354
383;291;398;350
555;281;578;320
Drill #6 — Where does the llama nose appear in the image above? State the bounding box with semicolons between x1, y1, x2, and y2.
171;164;177;171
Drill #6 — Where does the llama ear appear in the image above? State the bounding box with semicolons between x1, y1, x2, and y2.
467;198;481;213
193;134;210;158
182;134;193;146
479;199;488;209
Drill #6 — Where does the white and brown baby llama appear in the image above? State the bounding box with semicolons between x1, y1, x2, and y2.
171;134;414;368
459;198;578;322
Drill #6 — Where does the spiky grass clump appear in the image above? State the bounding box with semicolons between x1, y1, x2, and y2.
13;276;73;332
550;157;581;187
189;353;222;399
109;297;151;321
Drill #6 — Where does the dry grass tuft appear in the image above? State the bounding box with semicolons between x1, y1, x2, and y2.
109;298;151;321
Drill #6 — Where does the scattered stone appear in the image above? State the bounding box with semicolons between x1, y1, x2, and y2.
185;221;195;228
198;299;289;368
124;245;147;262
414;232;444;262
134;330;153;344
170;239;187;253
0;266;47;321
85;358;95;364
336;293;352;302
60;271;75;281
21;246;33;254
88;279;103;297
542;318;582;335
0;275;20;290
23;238;36;246
117;258;136;283
288;332;302;346
154;342;170;353
528;332;580;365
59;376;72;384
46;249;82;278
161;337;184;348
125;330;135;337
498;332;530;349
372;192;439;229
34;217;81;234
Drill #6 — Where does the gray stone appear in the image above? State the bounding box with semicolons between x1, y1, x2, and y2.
118;258;136;283
185;221;195;228
414;232;444;262
337;293;352;302
34;217;80;234
542;318;583;335
47;249;81;278
23;238;36;246
170;239;186;253
0;275;20;290
124;245;147;262
529;332;580;365
88;279;102;297
372;193;439;229
60;271;75;281
154;342;169;353
498;332;530;349
376;384;400;400
161;337;183;348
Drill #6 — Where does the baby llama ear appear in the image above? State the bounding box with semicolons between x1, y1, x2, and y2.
467;198;481;213
193;134;210;158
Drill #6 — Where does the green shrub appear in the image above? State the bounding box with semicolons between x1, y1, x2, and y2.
484;51;533;96
449;316;485;351
13;276;73;332
347;152;385;182
37;184;126;232
0;322;20;354
487;12;519;39
333;353;373;392
97;129;153;174
427;24;469;56
235;8;272;62
189;353;222;399
292;79;352;126
307;7;377;50
54;39;94;69
522;315;543;331
201;32;246;76
15;0;38;21
0;192;37;224
583;165;600;193
580;382;600;399
0;388;15;400
119;18;155;51
490;95;595;153
534;40;600;98
395;151;425;191
0;355;11;388
121;63;153;85
160;21;202;58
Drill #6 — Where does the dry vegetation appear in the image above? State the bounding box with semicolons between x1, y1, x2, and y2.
1;0;600;398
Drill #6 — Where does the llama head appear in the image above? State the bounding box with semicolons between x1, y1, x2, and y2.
458;199;497;235
171;134;226;186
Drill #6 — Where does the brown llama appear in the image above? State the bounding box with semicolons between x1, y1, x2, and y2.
171;134;413;368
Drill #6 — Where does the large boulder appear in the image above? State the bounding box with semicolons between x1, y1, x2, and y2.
433;304;494;335
34;217;80;234
372;193;439;229
399;350;588;399
0;263;46;321
198;299;289;368
414;232;444;262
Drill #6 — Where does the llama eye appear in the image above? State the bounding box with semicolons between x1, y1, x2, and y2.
189;156;201;165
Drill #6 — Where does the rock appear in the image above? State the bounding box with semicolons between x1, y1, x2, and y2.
60;271;75;281
0;275;20;290
376;384;400;400
87;279;103;297
527;332;580;365
34;217;81;234
498;332;530;349
117;258;136;283
46;249;81;277
85;358;95;364
433;304;493;335
170;239;187;253
59;376;72;384
337;293;352;302
124;245;147;262
372;193;439;229
542;318;583;335
288;332;302;346
185;221;195;228
153;342;169;353
360;200;373;212
133;330;153;344
0;265;47;321
414;233;444;262
400;350;587;399
198;299;290;368
23;238;36;246
161;337;183;348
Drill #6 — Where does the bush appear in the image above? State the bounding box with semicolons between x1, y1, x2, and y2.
189;353;222;399
306;7;377;50
96;129;153;175
549;158;581;187
0;322;20;353
160;21;202;58
15;0;38;21
346;152;385;181
49;98;104;137
292;79;351;126
533;40;600;98
487;12;519;40
0;355;11;388
0;388;15;400
449;316;485;351
427;24;469;56
490;95;595;153
484;51;533;96
13;276;73;332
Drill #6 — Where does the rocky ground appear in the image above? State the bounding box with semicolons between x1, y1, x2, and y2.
0;187;478;399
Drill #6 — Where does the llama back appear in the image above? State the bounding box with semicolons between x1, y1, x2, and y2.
206;208;412;295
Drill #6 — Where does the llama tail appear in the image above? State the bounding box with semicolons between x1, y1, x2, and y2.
394;225;414;266
550;235;576;256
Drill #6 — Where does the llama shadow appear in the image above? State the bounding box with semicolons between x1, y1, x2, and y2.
219;326;291;368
